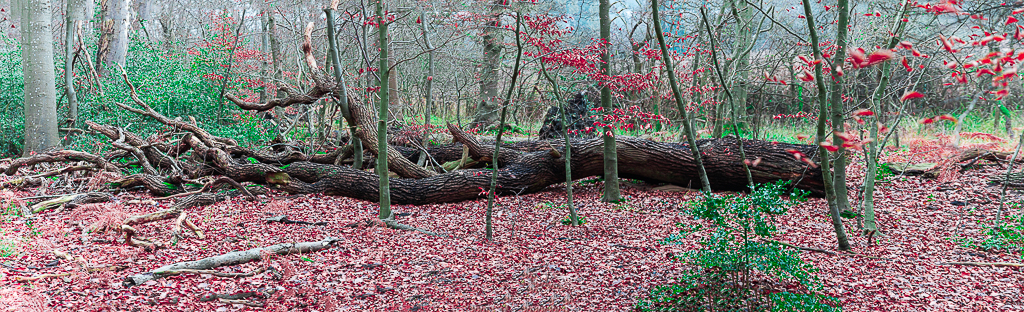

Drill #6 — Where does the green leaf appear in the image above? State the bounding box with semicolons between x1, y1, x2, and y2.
301;256;314;263
1000;104;1012;118
247;157;259;164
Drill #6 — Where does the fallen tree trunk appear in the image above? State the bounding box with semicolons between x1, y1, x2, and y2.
123;238;341;287
269;135;824;204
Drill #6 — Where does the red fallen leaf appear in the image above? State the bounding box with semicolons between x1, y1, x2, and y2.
900;90;924;102
862;49;894;67
976;68;996;77
796;134;809;141
855;117;866;125
785;149;805;160
853;109;875;116
848;48;867;67
820;142;839;152
938;34;956;53
937;114;958;123
911;48;927;58
879;123;889;133
921;117;935;124
835;132;857;142
1008;16;1019;25
799;70;815;82
994;88;1010;100
901;57;912;72
994;67;1017;82
899;41;913;49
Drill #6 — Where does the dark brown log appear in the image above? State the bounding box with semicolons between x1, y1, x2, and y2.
265;136;823;205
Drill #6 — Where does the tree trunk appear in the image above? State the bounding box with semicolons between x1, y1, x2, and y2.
470;0;504;129
863;1;911;236
802;0;850;251
97;0;130;75
64;1;80;132
829;0;852;215
652;0;711;193
20;0;59;155
376;0;392;220
599;0;621;202
419;11;435;167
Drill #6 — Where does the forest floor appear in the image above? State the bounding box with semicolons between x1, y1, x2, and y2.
1;137;1023;311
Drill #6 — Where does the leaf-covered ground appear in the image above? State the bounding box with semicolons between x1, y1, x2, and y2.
1;139;1022;311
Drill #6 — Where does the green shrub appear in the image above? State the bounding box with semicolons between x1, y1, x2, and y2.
636;181;841;312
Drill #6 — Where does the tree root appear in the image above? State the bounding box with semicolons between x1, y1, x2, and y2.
123;238;341;287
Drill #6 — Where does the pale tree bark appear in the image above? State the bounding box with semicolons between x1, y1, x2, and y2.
599;0;621;202
20;0;60;155
97;0;130;74
470;0;504;129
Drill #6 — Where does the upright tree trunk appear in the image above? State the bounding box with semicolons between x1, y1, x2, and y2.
97;0;130;75
863;1;911;236
728;0;752;129
829;0;852;215
540;59;578;226
470;0;504;129
652;0;711;193
599;0;621;202
484;10;523;240
20;0;60;155
376;0;392;220
65;1;80;132
418;11;435;167
701;8;753;189
801;0;850;251
325;6;363;169
267;10;287;137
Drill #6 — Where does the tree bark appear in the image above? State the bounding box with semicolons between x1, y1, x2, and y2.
97;0;129;75
599;0;621;202
652;0;711;193
20;0;59;155
470;0;504;128
376;0;392;219
801;0;850;251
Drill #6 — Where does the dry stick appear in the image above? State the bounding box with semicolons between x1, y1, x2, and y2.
652;0;711;193
14;273;73;282
75;21;103;95
123;238;341;287
939;262;1024;268
700;7;753;189
484;9;524;240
